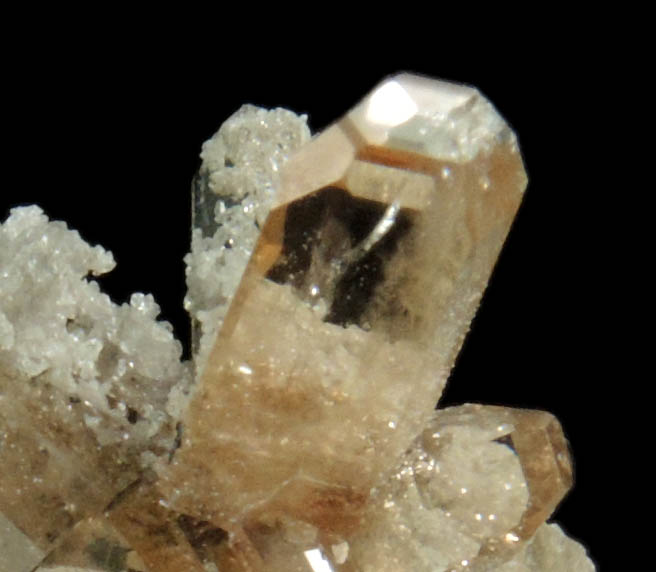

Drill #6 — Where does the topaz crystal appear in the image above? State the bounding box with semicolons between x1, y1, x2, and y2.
161;73;527;560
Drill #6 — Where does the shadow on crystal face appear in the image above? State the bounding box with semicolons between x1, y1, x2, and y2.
266;186;415;330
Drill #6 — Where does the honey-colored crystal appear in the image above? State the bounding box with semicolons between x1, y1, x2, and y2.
158;73;528;567
341;403;575;571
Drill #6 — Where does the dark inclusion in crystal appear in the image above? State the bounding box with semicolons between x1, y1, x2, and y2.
266;187;413;328
85;537;132;572
177;514;228;563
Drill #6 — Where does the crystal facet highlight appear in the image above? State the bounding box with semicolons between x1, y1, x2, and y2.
160;74;530;568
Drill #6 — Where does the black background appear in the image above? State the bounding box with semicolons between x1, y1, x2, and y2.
2;36;605;566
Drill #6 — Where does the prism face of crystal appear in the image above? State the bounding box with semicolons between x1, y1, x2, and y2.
161;73;528;548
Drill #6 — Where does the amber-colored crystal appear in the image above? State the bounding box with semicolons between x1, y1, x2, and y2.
417;405;574;571
158;73;527;569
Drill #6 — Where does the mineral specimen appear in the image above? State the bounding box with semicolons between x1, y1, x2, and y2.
0;73;594;571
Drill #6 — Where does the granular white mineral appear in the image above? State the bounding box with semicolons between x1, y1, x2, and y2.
0;205;191;452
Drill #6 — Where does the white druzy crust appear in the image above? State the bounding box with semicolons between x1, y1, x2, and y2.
186;105;311;375
0;205;190;454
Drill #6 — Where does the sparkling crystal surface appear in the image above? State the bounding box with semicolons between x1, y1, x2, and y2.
0;73;595;571
160;73;531;567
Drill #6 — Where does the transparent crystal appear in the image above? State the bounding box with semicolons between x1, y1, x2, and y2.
344;404;575;571
159;74;530;569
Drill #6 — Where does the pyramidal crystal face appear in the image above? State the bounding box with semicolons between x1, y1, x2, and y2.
159;74;530;566
1;74;595;572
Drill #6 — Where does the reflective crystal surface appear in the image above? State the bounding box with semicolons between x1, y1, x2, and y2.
0;74;595;571
159;73;529;568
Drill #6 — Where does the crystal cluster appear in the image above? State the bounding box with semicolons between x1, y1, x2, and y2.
0;74;594;571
